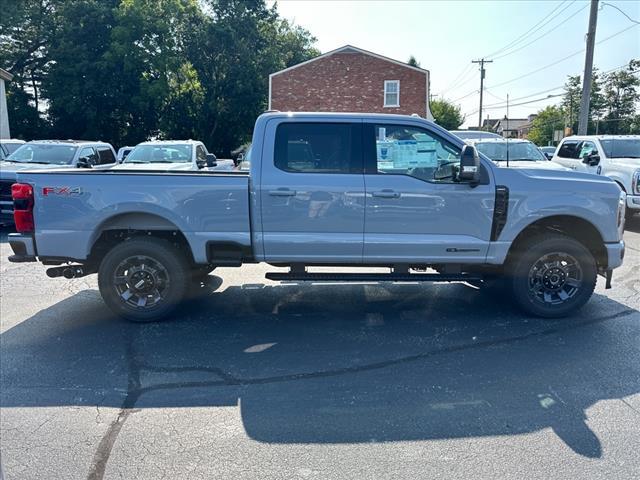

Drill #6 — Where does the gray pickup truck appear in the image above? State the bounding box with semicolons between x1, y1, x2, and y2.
8;112;627;321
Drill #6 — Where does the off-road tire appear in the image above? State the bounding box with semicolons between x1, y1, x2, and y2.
508;234;597;318
98;237;190;322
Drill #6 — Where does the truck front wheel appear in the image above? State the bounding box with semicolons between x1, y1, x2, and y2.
509;234;597;318
98;238;189;322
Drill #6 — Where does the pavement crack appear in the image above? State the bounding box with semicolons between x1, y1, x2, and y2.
135;307;638;395
137;362;237;384
620;398;640;417
86;333;141;480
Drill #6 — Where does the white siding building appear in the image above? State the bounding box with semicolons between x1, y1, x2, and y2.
0;68;13;139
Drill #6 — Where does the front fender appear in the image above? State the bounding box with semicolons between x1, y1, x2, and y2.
501;191;618;244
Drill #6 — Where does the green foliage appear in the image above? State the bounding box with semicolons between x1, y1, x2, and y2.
430;99;464;130
601;60;640;134
560;69;605;134
559;62;639;135
0;0;64;138
1;0;318;153
527;105;564;146
407;56;420;68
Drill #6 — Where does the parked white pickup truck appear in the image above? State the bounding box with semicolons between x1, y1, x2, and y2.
112;140;217;171
552;135;640;221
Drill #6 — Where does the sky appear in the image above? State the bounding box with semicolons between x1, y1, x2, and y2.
272;0;640;127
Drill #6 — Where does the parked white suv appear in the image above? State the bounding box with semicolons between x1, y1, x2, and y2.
552;135;640;221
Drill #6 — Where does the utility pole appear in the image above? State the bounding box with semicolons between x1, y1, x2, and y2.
578;0;599;135
472;59;493;129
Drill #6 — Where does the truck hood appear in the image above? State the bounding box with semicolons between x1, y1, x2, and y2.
496;166;620;192
492;160;570;171
111;162;196;171
0;161;70;180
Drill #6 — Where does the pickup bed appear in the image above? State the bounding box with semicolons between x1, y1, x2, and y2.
8;112;627;321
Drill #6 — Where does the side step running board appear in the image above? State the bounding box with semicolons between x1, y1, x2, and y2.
265;272;482;283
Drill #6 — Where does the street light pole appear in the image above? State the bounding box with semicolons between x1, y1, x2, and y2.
578;0;599;135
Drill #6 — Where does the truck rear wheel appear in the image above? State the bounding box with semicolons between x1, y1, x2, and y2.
509;234;597;318
98;238;189;322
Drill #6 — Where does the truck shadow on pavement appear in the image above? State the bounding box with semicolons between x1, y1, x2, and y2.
1;278;639;463
625;213;640;233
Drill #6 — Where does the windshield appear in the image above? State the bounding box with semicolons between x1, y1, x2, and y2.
6;144;78;164
125;144;192;163
1;142;24;155
599;139;640;159
451;131;501;140
475;141;547;162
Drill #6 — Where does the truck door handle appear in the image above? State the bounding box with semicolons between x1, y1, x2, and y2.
268;188;297;197
371;190;400;199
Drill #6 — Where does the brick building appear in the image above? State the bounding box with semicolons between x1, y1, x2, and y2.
269;45;432;119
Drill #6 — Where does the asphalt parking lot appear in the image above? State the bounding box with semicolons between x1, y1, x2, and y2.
1;218;639;480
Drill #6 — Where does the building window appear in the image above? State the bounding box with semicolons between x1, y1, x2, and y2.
384;80;399;107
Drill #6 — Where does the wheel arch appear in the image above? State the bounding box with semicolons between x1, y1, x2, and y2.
88;212;196;265
507;214;607;269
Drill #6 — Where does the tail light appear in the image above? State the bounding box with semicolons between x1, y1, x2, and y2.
12;183;35;233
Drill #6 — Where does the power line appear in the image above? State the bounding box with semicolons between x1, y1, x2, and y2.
484;86;565;107
483;0;572;59
464;94;564;118
490;2;589;60
486;94;564;110
601;2;640;24
469;61;633;115
439;63;482;97
450;88;479;103
485;23;638;89
484;89;506;102
438;64;474;96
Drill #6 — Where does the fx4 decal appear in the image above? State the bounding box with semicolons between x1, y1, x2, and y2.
42;186;83;196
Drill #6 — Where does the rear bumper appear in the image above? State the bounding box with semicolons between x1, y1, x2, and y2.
627;194;640;211
604;241;625;270
8;233;37;262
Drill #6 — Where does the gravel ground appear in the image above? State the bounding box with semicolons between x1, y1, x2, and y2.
1;218;639;480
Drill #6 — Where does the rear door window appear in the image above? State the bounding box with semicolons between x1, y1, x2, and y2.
196;145;207;162
96;146;116;165
557;141;580;159
274;123;362;174
78;147;99;166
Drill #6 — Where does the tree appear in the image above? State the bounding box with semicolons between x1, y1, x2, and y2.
527;105;564;146
42;0;202;146
561;69;605;134
601;60;640;134
430;99;464;130
0;0;63;138
2;0;318;151
407;55;420;68
185;0;318;154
